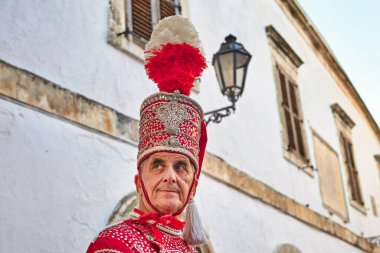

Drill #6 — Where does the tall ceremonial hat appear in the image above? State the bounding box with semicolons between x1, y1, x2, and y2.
137;16;209;245
137;15;207;180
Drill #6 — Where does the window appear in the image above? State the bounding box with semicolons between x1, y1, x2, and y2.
266;25;311;173
370;195;378;217
108;0;183;60
340;132;363;205
278;68;307;160
373;155;380;216
331;103;365;213
128;0;181;47
375;154;380;181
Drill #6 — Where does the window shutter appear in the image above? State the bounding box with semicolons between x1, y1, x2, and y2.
341;134;355;199
289;82;305;159
288;81;299;116
341;133;363;205
347;142;363;204
279;70;295;150
340;133;349;165
279;71;289;107
294;118;305;158
132;0;152;42
159;0;176;19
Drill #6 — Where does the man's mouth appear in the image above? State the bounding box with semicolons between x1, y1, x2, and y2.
157;187;181;195
160;189;179;193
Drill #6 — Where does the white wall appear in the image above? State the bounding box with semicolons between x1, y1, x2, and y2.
198;175;365;253
0;0;150;120
192;0;380;236
0;99;137;252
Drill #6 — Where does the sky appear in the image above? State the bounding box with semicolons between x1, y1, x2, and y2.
296;0;380;127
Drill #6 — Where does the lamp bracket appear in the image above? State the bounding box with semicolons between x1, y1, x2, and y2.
204;103;236;126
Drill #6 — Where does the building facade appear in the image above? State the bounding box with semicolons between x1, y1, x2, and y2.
0;0;379;252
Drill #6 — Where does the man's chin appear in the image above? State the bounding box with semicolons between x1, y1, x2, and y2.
158;190;180;197
156;201;182;214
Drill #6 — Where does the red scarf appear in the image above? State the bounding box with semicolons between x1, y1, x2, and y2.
132;209;185;243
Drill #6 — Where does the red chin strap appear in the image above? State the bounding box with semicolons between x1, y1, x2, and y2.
138;166;197;216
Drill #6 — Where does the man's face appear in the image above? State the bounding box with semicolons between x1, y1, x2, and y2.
135;152;196;215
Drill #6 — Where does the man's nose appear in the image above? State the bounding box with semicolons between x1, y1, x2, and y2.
163;166;176;183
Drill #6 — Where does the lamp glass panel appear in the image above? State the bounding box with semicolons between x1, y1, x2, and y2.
236;52;249;68
236;66;244;93
219;52;234;88
213;58;224;92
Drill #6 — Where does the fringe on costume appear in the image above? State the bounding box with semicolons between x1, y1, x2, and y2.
183;200;208;246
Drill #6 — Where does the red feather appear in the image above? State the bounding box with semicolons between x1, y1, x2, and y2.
145;43;206;96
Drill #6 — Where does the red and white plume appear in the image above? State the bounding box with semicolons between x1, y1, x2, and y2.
144;16;206;96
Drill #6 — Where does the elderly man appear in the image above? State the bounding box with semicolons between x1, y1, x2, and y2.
86;16;207;253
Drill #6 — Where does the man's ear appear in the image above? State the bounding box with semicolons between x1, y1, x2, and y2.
134;174;142;196
189;178;198;201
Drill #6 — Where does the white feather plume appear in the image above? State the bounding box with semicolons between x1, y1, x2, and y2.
144;15;204;62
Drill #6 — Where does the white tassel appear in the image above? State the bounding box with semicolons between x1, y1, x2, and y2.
183;200;208;246
145;15;205;62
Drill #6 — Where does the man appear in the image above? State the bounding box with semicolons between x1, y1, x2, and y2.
86;15;208;253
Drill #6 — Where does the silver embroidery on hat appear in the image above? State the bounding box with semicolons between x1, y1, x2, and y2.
155;101;188;135
165;136;180;148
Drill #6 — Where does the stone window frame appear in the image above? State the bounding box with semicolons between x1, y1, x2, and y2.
331;103;366;215
266;25;312;176
108;0;188;62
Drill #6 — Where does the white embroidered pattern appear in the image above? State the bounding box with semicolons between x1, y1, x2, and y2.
140;92;203;117
155;101;188;135
93;214;197;253
94;249;123;253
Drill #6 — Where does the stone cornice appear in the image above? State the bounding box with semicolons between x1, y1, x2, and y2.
0;59;379;252
266;25;303;68
276;0;380;143
331;103;356;129
0;59;139;146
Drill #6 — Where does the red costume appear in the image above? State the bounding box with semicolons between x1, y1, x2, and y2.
86;15;207;253
86;209;197;253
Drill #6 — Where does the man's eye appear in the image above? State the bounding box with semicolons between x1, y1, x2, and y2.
153;162;162;169
175;163;186;171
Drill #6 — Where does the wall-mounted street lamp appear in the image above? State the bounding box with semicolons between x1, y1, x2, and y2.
205;34;252;126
